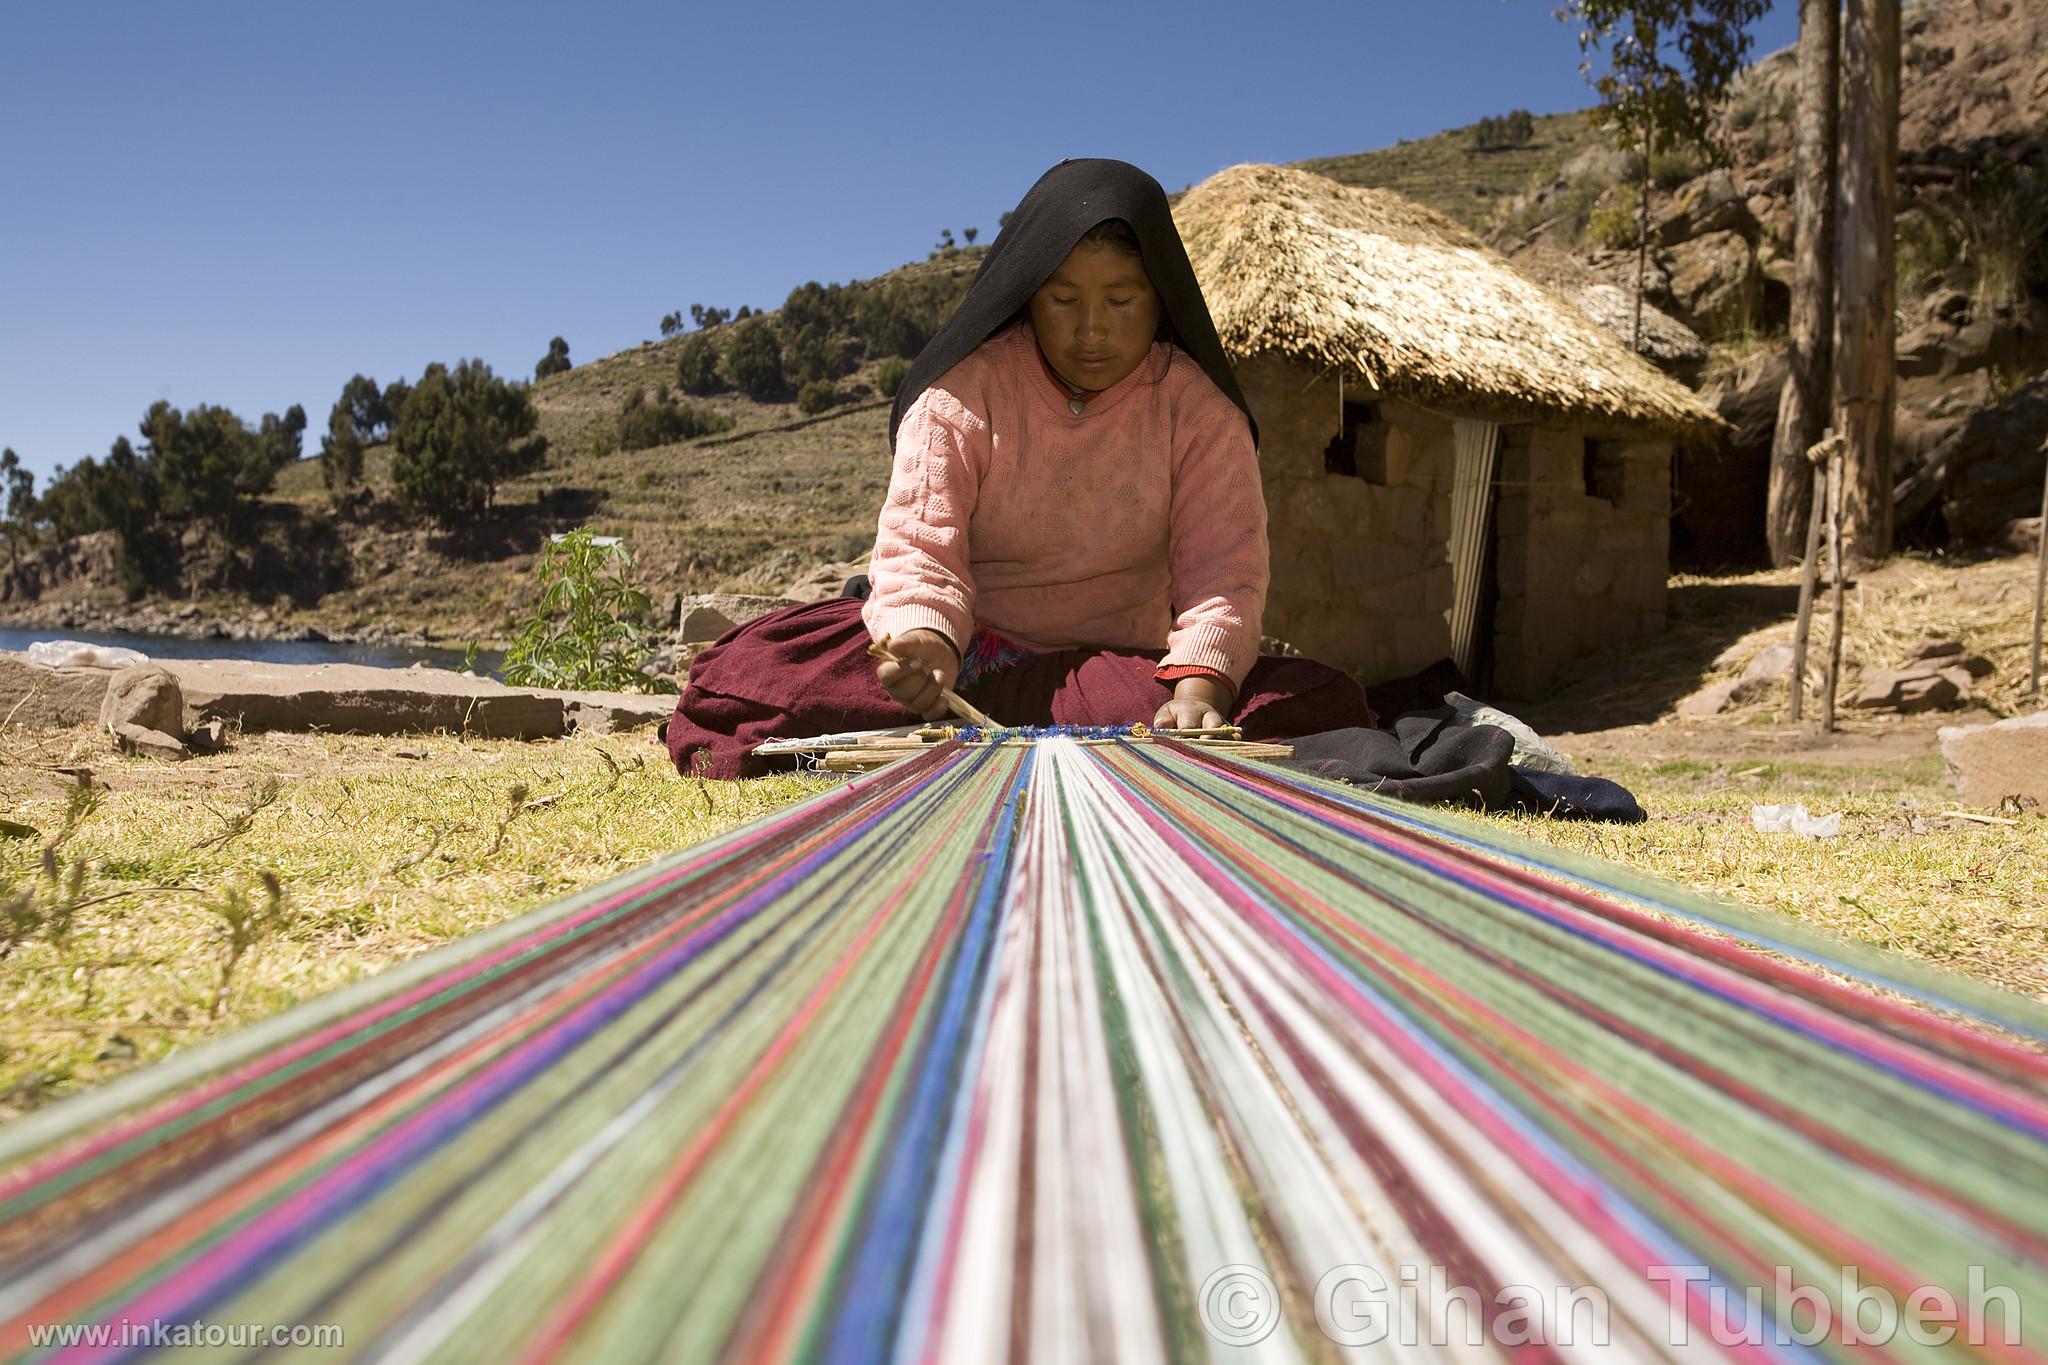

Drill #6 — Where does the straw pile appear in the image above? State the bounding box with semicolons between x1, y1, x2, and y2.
1174;163;1721;436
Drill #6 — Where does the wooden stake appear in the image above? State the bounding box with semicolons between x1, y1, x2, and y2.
1789;430;1841;723
866;636;1003;730
1821;439;1848;733
2031;436;2046;697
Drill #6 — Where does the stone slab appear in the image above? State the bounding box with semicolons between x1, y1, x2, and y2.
0;653;114;728
533;689;676;736
165;659;568;739
4;651;677;740
1939;712;2048;807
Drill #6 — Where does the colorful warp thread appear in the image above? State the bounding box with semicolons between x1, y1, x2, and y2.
948;723;1146;744
1;739;2045;1364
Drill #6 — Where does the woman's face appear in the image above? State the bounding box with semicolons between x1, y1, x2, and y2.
1027;241;1162;392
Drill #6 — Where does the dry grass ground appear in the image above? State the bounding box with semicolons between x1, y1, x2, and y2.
0;724;824;1122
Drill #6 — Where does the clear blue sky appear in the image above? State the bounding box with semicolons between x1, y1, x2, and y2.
0;1;1795;485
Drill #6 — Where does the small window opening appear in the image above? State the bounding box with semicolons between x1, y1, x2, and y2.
1324;401;1388;483
1583;438;1626;505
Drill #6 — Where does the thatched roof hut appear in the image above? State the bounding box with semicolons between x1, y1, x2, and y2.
1175;163;1719;437
1170;163;1719;695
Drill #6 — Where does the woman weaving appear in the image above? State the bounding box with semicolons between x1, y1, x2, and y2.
667;158;1376;779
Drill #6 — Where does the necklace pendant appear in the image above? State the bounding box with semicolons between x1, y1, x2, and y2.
1068;396;1086;415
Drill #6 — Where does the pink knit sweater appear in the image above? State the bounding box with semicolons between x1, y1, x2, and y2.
863;321;1268;687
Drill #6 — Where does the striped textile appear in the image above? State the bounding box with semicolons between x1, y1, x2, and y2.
1;738;2043;1363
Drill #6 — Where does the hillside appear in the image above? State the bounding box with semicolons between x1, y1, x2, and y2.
7;252;985;647
7;0;2044;653
1294;108;1604;233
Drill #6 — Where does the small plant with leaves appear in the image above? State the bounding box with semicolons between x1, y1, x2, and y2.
797;380;838;416
210;872;290;1019
500;528;677;694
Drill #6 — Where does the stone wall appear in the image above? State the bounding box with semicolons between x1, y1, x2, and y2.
1236;353;1669;696
1492;427;1670;697
1237;356;1455;681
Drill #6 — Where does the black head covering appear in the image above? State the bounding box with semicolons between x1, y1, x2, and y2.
888;158;1255;450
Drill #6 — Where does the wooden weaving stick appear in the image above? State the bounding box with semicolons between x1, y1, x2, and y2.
865;635;1003;730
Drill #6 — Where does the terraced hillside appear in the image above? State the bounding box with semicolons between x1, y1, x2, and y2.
1292;109;1603;232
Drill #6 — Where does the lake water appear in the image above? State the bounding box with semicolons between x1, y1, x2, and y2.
0;626;503;676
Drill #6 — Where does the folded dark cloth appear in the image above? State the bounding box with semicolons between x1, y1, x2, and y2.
1271;711;1514;809
1270;707;1646;824
1504;768;1647;823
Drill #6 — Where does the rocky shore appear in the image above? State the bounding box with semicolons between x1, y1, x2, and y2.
0;597;451;649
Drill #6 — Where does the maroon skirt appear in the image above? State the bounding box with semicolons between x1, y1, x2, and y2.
665;598;1377;779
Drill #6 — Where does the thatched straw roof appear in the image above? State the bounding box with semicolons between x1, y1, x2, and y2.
1174;164;1720;436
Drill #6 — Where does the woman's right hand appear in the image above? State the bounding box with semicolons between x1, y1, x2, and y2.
875;629;962;721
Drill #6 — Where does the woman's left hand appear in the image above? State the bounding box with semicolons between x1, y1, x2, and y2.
1152;675;1233;731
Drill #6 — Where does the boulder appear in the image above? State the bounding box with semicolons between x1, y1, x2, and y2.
1741;643;1798;682
1944;315;2024;378
0;653;111;728
1894;323;1952;379
1924;289;1970;325
1939;712;2048;806
100;664;185;739
1850;667;1962;711
1677;676;1772;717
1584;248;1677;314
782;557;871;605
1502;246;1705;380
1655;170;1758;246
110;722;188;761
1939;376;2048;542
675;593;798;644
1663;230;1762;340
1902;637;1964;662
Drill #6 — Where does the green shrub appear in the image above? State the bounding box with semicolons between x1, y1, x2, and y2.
1649;147;1705;190
720;319;785;401
392;359;547;526
500;528;675;694
674;332;722;395
1588;188;1642;250
1956;165;2048;311
876;356;911;399
1471;109;1535;152
382;377;412;427
797;380;838;415
534;336;571;381
337;374;390;441
1896;204;1964;296
614;385;734;450
0;448;34;569
319;404;364;500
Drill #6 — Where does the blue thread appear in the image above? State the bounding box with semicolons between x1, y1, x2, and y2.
953;723;1141;744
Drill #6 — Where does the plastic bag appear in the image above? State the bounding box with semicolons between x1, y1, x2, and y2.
23;639;150;670
1444;691;1577;774
1750;803;1842;838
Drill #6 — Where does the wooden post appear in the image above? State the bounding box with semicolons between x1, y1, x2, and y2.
1832;0;1901;569
1789;430;1839;723
2031;438;2047;696
1766;0;1840;566
1821;440;1848;733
